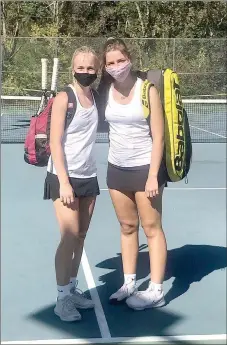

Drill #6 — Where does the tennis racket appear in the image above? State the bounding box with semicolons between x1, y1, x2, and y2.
36;58;48;116
50;57;59;98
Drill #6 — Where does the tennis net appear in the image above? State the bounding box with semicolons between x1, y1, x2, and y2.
1;95;226;143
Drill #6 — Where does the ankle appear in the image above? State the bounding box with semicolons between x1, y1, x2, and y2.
124;274;136;287
69;277;78;288
149;281;163;293
57;283;71;300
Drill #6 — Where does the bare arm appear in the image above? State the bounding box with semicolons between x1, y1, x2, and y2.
148;86;164;178
49;91;69;185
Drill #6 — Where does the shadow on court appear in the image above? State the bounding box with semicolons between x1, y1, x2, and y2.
97;244;227;305
27;302;102;339
28;299;184;341
27;244;226;340
27;249;189;340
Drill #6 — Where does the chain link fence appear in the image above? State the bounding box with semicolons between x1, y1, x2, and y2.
1;37;226;98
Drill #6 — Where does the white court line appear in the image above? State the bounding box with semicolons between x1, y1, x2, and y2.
2;206;226;345
100;187;226;191
81;250;111;339
189;124;227;139
2;334;226;344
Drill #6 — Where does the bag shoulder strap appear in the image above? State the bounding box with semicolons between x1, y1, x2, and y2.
141;79;153;119
63;85;77;129
147;69;165;104
91;88;100;109
147;69;163;91
92;88;99;99
140;69;167;120
63;86;102;128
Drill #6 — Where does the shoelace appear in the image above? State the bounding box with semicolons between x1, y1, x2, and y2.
118;283;135;295
71;282;87;299
134;287;162;299
62;296;78;312
118;283;130;293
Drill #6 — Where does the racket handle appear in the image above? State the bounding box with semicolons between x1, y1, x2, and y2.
36;95;46;116
51;58;59;93
41;58;48;90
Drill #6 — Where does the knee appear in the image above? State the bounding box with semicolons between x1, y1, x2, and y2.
60;230;86;252
142;221;163;239
77;231;87;242
120;220;139;236
61;227;83;244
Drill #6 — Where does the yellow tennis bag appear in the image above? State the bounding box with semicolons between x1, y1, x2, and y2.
139;68;192;183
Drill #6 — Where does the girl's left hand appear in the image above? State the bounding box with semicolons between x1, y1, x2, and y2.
145;176;159;198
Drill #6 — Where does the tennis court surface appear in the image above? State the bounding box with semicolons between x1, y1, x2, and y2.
1;96;226;344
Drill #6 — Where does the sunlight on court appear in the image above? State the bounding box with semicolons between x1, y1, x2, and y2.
1;142;226;344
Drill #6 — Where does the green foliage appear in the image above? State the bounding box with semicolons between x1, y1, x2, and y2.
1;1;227;96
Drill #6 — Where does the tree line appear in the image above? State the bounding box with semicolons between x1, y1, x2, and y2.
1;1;226;96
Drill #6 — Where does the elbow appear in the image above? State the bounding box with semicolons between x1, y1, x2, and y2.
153;135;164;147
161;135;165;146
159;138;165;152
152;136;164;154
49;138;55;150
49;137;62;152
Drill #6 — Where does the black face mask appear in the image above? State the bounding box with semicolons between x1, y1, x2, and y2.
74;72;97;87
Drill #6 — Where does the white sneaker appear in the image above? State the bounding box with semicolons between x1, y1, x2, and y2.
54;295;82;322
109;283;137;303
126;282;165;310
70;282;94;309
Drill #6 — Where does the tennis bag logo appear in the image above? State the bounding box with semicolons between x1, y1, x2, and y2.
164;69;192;182
173;78;185;172
141;79;151;116
140;68;192;183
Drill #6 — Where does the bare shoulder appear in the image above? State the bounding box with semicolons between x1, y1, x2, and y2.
52;91;68;109
149;85;160;100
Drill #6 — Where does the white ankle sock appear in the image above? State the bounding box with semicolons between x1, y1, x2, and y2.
150;281;163;293
69;277;77;288
124;274;136;288
57;283;71;300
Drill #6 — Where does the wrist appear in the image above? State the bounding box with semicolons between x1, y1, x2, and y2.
59;178;70;186
148;173;158;178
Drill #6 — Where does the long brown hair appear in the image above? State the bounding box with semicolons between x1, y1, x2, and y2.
101;37;131;68
97;39;133;126
98;38;132;95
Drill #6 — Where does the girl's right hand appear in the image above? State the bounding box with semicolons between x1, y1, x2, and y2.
59;182;75;205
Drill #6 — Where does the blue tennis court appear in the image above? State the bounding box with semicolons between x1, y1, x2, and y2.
1;140;226;344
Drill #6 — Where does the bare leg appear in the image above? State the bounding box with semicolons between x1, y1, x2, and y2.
135;185;167;284
126;186;167;310
109;189;139;275
70;196;96;278
108;189;139;302
53;198;81;321
54;198;80;286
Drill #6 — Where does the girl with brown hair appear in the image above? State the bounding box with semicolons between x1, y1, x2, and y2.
98;38;167;310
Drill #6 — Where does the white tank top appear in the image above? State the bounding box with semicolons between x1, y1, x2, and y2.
105;78;152;167
47;85;98;178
